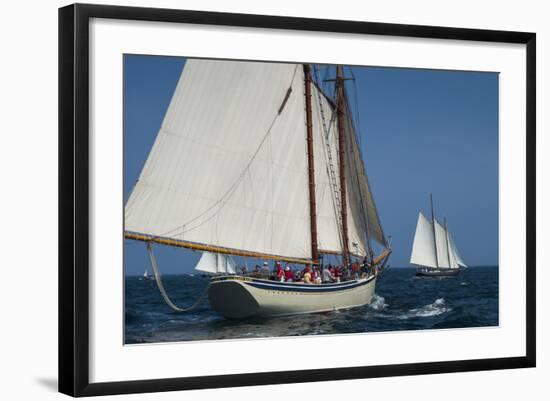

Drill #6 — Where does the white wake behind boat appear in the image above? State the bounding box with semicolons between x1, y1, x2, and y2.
125;59;391;318
410;195;467;277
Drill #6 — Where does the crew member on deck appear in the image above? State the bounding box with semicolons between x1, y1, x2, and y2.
275;261;284;282
314;267;322;284
334;265;342;283
302;266;313;284
351;262;360;279
261;261;270;278
284;266;294;282
323;265;335;283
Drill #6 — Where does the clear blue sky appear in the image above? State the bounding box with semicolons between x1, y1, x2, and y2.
123;55;498;275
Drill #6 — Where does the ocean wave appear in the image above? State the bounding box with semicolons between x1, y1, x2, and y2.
369;295;388;311
398;298;451;319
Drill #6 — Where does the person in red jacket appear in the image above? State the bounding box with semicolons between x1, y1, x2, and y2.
334;265;343;283
275;261;284;282
284;266;295;282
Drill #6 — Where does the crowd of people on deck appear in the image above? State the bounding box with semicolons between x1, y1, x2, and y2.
239;258;378;284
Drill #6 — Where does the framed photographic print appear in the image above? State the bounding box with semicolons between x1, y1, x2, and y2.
58;3;536;397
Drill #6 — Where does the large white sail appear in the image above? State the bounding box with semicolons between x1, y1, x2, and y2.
195;252;237;275
311;85;344;255
343;97;387;251
434;219;454;268
410;212;465;269
449;232;467;268
125;59;388;264
125;60;313;260
410;213;438;267
310;85;387;258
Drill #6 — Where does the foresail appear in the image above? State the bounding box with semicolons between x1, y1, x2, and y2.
194;252;218;274
343;96;387;251
309;81;387;258
435;219;462;269
410;213;438;267
125;60;312;260
220;254;237;275
195;252;237;275
449;233;467;268
311;84;343;255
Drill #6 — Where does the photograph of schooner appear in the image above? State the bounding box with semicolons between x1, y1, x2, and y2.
125;59;391;319
123;55;499;343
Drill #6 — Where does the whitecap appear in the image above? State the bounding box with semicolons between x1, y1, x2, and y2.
369;294;388;311
398;298;451;319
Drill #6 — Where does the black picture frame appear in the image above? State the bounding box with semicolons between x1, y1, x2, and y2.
59;3;536;397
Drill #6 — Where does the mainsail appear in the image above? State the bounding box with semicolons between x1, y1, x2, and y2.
125;59;389;264
410;212;466;269
410;213;438;268
125;60;312;261
195;252;237;275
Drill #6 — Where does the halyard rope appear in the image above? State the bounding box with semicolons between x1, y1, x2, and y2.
146;242;208;313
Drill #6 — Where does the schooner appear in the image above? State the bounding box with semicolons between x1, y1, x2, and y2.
410;195;467;277
125;59;392;318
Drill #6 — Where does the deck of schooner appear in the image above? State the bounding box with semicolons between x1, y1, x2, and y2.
125;59;392;318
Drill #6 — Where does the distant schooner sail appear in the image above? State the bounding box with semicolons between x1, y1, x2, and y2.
125;59;391;318
195;252;237;276
410;195;467;277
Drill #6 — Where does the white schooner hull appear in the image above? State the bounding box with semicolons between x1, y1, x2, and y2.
208;275;376;319
415;267;463;277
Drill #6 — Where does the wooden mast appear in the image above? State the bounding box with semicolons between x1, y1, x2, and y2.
303;64;319;264
336;65;350;267
430;193;439;268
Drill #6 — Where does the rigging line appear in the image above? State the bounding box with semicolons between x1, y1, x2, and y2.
349;67;363;149
268;118;274;252
340;82;374;258
155;65;300;240
147;242;208;313
313;65;345;250
347;67;386;245
347;110;373;258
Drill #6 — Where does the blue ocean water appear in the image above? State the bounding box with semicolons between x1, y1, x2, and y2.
124;266;498;344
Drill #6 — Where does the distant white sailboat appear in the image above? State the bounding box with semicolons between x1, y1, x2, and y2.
410;195;467;277
125;60;392;318
142;268;154;280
